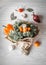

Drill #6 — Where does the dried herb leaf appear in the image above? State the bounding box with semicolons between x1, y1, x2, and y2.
10;12;17;20
26;8;33;12
22;13;28;18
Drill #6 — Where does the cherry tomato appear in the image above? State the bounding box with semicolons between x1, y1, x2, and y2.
18;8;24;12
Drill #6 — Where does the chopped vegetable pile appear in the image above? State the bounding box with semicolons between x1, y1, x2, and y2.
4;20;39;41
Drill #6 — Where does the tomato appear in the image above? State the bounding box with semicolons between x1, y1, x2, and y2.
18;8;24;12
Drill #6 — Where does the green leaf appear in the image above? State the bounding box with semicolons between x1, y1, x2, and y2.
14;35;19;41
27;32;31;37
10;12;17;20
18;32;23;39
26;8;33;12
30;31;34;38
23;32;27;37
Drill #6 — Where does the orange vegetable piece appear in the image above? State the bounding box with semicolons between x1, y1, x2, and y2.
18;8;24;12
4;28;10;35
7;24;14;30
3;24;14;35
34;41;40;47
23;27;28;32
19;26;23;32
27;27;31;31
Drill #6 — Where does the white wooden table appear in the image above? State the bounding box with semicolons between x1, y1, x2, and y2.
0;0;46;65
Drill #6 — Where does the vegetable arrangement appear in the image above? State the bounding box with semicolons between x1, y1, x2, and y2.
3;7;41;55
3;21;39;41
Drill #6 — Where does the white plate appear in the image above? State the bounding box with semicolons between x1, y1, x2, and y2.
0;1;46;65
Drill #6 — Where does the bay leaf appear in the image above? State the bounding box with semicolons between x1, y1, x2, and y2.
26;8;33;12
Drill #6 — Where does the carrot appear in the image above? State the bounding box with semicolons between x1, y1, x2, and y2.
23;27;28;32
27;27;31;31
19;26;23;32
